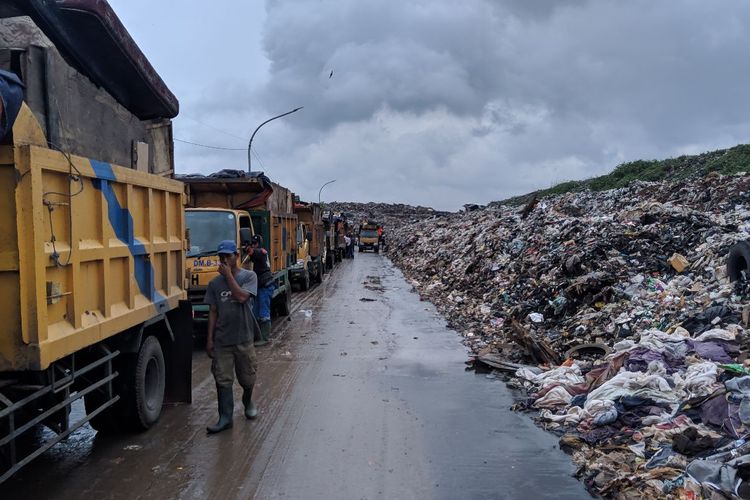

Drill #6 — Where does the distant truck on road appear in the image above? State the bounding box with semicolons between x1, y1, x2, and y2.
359;222;381;253
291;201;326;290
0;2;192;482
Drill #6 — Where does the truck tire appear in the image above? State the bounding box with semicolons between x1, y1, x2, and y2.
374;247;379;254
133;336;166;430
727;241;750;282
317;260;324;283
301;271;310;291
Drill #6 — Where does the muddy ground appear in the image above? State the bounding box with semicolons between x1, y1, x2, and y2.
2;253;587;499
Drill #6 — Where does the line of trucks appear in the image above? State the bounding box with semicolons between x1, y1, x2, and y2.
0;1;356;482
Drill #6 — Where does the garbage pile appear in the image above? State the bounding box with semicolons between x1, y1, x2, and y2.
386;173;750;498
326;201;449;233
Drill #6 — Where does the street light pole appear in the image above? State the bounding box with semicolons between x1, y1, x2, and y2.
318;179;336;205
248;106;303;173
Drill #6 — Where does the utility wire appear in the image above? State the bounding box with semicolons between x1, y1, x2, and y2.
175;119;272;172
174;138;246;151
175;139;271;173
252;148;267;172
180;116;249;142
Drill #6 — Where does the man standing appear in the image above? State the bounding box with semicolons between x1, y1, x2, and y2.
205;240;259;434
245;234;275;345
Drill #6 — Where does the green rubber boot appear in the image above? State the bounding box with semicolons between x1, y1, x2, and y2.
242;388;258;419
207;386;234;434
254;321;271;346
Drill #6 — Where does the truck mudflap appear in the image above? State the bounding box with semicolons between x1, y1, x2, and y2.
164;300;193;404
0;346;120;483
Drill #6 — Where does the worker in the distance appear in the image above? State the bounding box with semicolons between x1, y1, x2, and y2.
244;234;275;345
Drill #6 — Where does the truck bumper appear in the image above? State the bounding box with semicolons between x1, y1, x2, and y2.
289;267;306;280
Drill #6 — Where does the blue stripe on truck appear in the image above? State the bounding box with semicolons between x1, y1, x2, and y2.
89;159;167;309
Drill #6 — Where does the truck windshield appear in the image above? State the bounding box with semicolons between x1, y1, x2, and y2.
186;211;236;257
360;230;378;238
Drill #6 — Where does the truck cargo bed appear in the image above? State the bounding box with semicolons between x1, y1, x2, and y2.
0;143;185;371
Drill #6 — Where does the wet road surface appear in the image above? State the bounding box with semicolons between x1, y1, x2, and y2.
2;253;588;499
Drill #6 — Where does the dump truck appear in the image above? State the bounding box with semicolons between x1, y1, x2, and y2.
329;211;352;262
180;172;295;328
359;222;381;253
322;209;336;270
0;1;192;482
291;201;325;289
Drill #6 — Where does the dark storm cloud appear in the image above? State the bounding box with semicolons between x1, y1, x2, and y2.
168;0;750;210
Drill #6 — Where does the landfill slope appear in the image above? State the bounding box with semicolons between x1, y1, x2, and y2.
326;201;449;232
377;173;750;498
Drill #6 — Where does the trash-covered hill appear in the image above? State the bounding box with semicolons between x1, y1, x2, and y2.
385;173;750;498
497;143;750;207
325;201;450;232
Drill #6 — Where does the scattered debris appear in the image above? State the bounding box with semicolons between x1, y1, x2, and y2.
383;173;750;497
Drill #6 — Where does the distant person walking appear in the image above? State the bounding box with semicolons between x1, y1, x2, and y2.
347;233;355;258
344;234;352;259
205;240;259;434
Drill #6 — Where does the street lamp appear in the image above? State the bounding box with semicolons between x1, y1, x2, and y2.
248;106;303;173
319;179;336;205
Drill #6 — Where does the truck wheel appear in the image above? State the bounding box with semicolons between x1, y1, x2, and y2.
301;271;310;291
133;336;166;430
374;247;379;254
318;261;324;283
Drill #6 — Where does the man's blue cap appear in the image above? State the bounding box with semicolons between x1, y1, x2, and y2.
217;240;237;255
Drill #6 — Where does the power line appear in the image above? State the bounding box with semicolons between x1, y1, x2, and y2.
181;116;248;141
174;138;271;173
252;148;268;172
174;138;246;151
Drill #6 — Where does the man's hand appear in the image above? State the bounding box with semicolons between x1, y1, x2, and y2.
206;338;215;358
218;262;231;278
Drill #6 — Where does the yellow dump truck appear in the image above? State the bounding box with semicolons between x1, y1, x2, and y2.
181;172;295;328
0;2;192;482
291;201;325;290
359;222;381;253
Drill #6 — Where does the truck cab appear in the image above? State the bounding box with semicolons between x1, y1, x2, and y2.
291;202;325;289
185;208;254;325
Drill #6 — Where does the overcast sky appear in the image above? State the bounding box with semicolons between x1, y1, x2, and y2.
109;0;750;211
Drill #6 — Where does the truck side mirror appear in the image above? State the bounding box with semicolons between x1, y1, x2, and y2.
239;228;253;248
